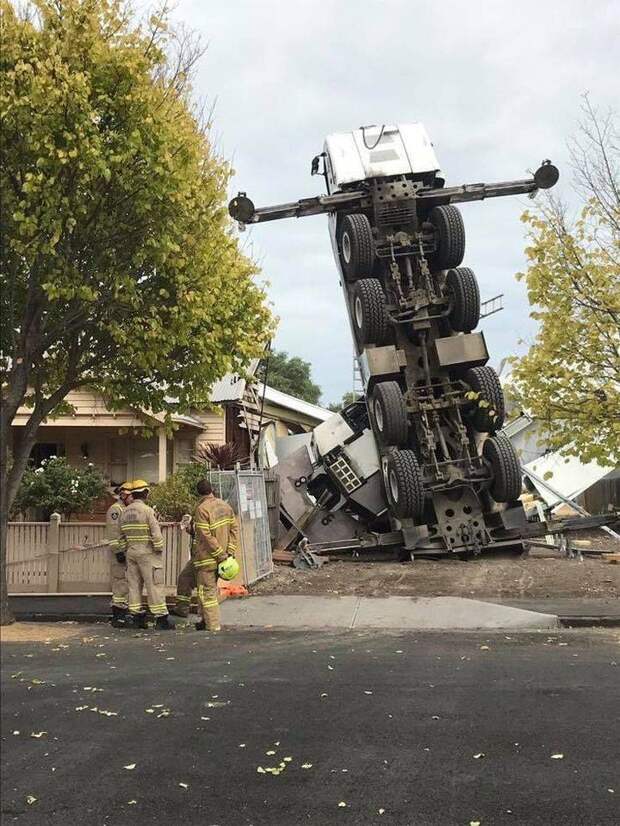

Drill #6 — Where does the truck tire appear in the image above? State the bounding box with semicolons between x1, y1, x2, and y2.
352;278;389;346
465;365;505;432
371;381;408;447
338;214;375;280
447;267;480;332
428;205;465;271
483;433;522;502
385;449;424;519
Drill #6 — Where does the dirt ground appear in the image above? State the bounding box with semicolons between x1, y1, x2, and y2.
0;622;83;644
253;530;620;600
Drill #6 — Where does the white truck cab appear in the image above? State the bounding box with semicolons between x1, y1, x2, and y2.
322;123;444;194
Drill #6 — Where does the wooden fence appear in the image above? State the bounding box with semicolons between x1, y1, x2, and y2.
6;515;190;594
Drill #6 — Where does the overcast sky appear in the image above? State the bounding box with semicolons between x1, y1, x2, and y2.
172;0;619;406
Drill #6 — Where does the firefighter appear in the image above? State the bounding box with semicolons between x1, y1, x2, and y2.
192;479;239;632
105;482;133;628
170;514;196;618
119;480;172;630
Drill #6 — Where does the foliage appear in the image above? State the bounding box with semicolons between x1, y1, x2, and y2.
0;0;274;621
260;350;321;404
195;441;242;469
148;463;205;521
327;391;359;413
509;99;620;466
11;457;107;519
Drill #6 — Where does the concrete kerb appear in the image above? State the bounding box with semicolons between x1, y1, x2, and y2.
218;595;560;631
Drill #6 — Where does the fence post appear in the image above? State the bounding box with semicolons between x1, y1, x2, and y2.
47;513;61;593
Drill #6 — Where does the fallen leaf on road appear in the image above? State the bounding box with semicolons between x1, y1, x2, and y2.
431;715;440;720
200;716;210;721
239;743;246;748
470;821;481;826
338;801;347;808
26;795;37;805
12;731;20;735
145;709;154;714
364;690;373;695
283;757;292;763
301;763;313;769
479;646;490;651
378;809;385;815
256;767;265;774
124;763;136;770
551;754;564;760
473;753;485;759
178;782;188;789
266;750;276;755
75;706;88;712
30;732;47;738
128;800;137;805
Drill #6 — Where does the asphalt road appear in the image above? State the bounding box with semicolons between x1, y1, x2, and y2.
1;626;619;825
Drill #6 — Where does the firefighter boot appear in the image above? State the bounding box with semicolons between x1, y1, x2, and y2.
111;606;128;628
132;612;148;630
154;615;173;631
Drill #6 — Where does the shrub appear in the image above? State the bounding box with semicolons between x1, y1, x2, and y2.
12;457;107;520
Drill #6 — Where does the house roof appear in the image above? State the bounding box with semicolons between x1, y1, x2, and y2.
209;360;260;403
257;384;333;423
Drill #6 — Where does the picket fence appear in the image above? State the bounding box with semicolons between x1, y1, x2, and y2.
6;516;191;594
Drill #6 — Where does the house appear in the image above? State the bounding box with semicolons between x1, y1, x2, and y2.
501;413;620;514
11;378;332;488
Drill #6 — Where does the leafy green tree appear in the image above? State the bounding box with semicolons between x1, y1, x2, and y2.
510;99;619;466
327;391;359;413
11;457;107;520
261;350;322;404
0;0;273;623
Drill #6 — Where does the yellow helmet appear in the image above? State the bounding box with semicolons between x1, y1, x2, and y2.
119;481;133;493
131;479;150;494
218;556;240;581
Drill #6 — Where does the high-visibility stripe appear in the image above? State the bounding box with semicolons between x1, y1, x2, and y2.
193;559;217;569
209;517;234;529
176;595;191;602
121;523;149;528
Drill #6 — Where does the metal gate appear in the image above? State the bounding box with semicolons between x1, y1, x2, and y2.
203;469;273;584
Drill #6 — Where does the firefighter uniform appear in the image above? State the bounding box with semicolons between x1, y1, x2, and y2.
119;495;168;622
105;499;128;613
173;521;196;618
193;494;239;630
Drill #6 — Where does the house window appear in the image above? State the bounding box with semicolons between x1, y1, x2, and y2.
30;443;64;467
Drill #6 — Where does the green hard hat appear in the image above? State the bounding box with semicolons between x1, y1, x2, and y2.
218;556;240;581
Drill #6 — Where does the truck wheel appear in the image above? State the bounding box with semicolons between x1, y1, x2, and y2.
371;381;408;447
338;214;375;280
352;278;389;346
428;205;465;271
385;449;424;519
465;365;505;432
483;433;522;502
447;267;480;332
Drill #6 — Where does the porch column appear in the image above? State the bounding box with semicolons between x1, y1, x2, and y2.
158;427;167;482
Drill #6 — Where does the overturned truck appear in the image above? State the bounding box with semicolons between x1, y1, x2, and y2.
230;124;559;557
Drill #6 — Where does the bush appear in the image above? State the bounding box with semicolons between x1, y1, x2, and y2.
12;457;107;520
148;464;206;521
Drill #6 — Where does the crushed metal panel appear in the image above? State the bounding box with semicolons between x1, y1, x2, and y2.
313;413;355;457
523;452;615;508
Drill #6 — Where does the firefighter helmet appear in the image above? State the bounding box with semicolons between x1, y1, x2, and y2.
218;556;240;581
130;479;150;494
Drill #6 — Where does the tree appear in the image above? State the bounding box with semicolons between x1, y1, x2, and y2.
509;98;620;466
327;391;359;413
11;457;107;520
0;0;273;623
260;350;322;405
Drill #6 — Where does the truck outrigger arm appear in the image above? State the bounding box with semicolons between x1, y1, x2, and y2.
228;160;559;226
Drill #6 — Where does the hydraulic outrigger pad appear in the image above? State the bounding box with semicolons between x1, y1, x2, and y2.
228;161;559;225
